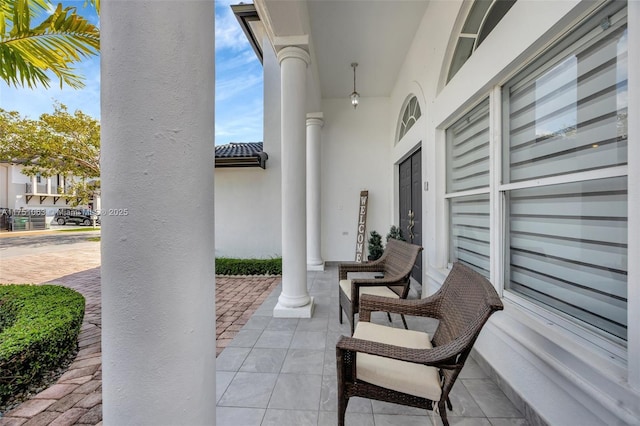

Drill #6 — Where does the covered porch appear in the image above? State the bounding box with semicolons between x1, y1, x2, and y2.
98;0;639;424
216;265;530;426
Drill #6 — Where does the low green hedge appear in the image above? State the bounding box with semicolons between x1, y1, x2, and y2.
216;257;282;276
0;285;85;404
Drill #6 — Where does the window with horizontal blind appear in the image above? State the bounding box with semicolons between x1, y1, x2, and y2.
450;194;490;276
446;99;490;277
502;1;628;341
447;100;490;192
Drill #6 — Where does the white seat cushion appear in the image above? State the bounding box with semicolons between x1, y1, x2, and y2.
339;279;400;300
353;321;442;402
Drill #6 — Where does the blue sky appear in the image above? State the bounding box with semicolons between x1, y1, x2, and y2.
0;0;264;145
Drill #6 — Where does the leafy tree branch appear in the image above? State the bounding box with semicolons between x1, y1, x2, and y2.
0;103;100;205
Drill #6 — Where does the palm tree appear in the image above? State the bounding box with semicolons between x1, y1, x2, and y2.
0;0;99;89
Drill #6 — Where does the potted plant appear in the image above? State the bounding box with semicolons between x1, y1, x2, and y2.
386;225;406;243
367;230;384;261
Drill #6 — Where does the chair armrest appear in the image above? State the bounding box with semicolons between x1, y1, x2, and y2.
359;294;442;322
336;335;460;369
351;277;404;287
339;260;385;279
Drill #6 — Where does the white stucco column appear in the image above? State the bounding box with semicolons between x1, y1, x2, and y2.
31;175;37;193
306;113;324;271
273;46;314;318
101;2;216;424
46;177;51;195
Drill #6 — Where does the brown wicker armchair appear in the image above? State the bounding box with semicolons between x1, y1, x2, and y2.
336;262;503;426
338;239;423;334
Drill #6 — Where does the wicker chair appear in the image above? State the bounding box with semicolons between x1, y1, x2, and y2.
338;239;423;334
335;262;504;426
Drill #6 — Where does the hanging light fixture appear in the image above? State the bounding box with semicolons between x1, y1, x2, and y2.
350;62;360;109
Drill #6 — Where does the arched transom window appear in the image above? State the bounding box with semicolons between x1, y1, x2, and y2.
447;0;517;83
398;95;421;142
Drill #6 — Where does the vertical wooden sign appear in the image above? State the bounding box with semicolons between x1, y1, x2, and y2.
355;190;368;262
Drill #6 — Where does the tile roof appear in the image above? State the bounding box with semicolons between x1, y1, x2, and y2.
215;142;268;169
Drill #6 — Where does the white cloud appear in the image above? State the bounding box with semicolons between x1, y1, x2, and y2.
215;2;248;52
216;72;262;102
217;49;258;73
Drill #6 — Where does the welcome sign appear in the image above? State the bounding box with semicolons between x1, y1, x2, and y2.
354;190;368;262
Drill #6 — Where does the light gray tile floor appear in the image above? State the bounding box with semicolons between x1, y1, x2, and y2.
216;266;530;426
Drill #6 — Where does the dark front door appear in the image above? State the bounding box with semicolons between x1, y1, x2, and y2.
399;149;422;283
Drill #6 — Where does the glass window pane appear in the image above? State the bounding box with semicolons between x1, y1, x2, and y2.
504;15;628;183
462;0;493;34
398;96;421;142
447;37;475;82
450;193;490;277
446;99;490;192
477;0;517;47
505;177;627;340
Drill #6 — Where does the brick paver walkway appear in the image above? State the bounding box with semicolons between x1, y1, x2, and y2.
216;276;280;355
0;240;281;425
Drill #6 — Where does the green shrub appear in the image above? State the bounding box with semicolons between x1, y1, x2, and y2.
386;225;406;242
216;258;282;276
368;231;384;260
0;285;85;404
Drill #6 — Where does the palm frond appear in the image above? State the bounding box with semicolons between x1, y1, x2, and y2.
1;1;99;89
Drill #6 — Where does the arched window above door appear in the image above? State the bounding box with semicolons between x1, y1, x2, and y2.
447;0;517;83
397;95;421;142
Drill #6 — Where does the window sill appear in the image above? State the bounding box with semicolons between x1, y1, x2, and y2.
483;298;640;424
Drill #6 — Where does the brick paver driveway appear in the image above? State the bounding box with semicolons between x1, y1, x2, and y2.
0;234;280;425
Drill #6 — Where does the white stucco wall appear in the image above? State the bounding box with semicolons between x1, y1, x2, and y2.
214;166;281;258
0;165;88;215
387;0;640;424
12;165;30;210
320;97;391;262
214;38;282;259
0;164;9;208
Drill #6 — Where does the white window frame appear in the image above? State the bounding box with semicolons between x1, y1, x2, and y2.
498;2;629;357
444;98;492;278
627;0;640;392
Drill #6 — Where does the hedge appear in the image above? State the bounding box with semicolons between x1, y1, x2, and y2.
216;257;282;276
0;285;85;404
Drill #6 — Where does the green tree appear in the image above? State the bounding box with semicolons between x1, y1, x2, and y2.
0;0;100;89
0;103;100;205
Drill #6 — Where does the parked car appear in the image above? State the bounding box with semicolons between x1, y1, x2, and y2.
53;208;100;226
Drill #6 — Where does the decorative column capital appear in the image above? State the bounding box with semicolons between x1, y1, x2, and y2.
306;112;324;128
277;46;311;67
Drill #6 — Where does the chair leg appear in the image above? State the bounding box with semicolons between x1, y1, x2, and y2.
337;392;348;426
438;400;449;426
350;314;355;335
446;396;453;411
401;314;408;330
339;305;343;324
386;312;392;323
